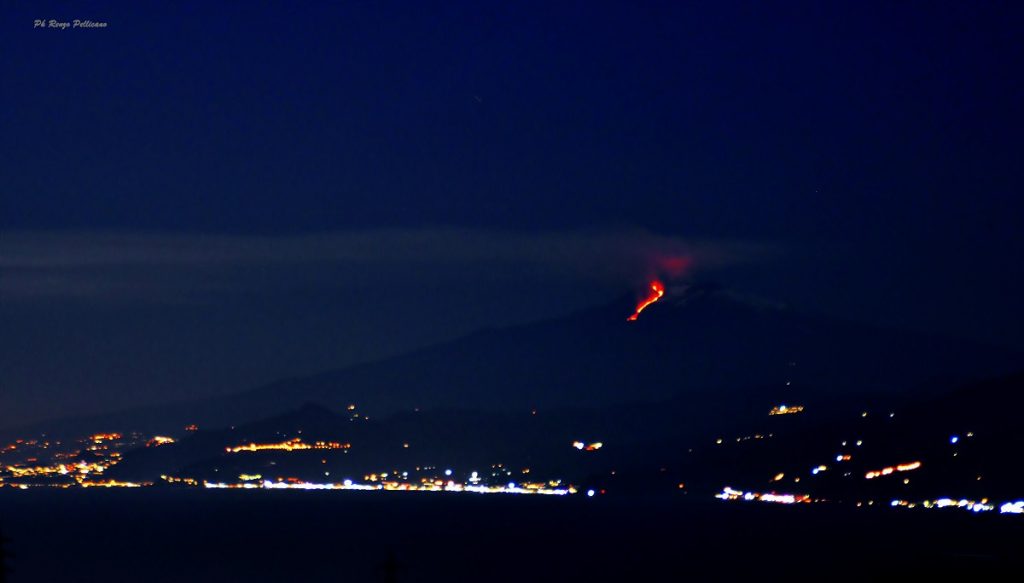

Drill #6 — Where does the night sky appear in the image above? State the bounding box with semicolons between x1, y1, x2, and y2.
2;1;1023;429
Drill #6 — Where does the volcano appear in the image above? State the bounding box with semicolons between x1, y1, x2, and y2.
16;283;1020;438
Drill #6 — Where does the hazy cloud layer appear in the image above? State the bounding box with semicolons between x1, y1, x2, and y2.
1;229;766;302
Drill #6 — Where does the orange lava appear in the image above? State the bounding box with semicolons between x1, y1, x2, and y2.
627;280;665;321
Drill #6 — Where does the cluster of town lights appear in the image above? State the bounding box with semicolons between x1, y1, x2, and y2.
865;461;922;480
769;404;804;416
200;476;576;496
4;424;1023;522
715;486;811;505
225;438;348;453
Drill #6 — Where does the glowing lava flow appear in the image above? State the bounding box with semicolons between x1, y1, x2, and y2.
627;280;665;321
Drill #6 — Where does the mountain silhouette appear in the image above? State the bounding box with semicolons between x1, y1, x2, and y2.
10;285;1020;438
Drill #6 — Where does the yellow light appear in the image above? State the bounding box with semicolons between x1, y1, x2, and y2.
769;405;804;416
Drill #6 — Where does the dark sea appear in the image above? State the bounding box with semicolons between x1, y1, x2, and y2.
0;489;1020;582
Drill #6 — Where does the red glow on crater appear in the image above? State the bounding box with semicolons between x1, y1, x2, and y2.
657;256;692;278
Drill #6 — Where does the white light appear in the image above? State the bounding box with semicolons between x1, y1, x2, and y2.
586;489;595;497
760;493;797;504
444;469;452;476
950;436;959;444
1000;501;1024;514
343;479;353;487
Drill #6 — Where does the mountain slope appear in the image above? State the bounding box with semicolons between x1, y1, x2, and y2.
219;284;1019;421
10;284;1020;437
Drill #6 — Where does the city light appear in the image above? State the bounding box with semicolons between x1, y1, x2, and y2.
1000;501;1024;514
715;486;811;505
865;461;921;480
225;438;349;453
146;436;176;447
769;404;804;416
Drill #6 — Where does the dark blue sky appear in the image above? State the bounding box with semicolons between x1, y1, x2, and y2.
2;1;1023;427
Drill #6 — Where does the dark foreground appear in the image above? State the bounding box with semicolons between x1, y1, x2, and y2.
0;490;1020;582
